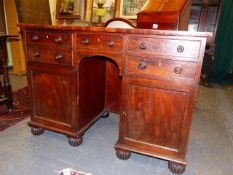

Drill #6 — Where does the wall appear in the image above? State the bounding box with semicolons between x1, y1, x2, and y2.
4;0;26;74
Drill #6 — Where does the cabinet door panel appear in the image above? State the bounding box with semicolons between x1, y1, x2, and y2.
29;63;77;129
125;82;188;151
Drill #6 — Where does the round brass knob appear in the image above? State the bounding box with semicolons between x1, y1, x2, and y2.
81;38;89;45
55;54;63;61
32;35;39;41
107;40;114;47
54;36;62;43
138;62;147;70
174;66;183;74
139;42;147;50
177;45;184;53
32;51;40;57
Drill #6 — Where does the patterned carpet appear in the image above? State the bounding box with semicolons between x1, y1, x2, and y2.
0;87;30;131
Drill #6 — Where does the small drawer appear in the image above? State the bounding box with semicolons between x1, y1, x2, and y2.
77;34;100;49
26;31;72;48
126;56;197;80
101;35;123;52
127;37;201;59
27;47;72;65
77;33;123;52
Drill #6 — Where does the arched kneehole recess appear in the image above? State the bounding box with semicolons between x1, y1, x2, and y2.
78;55;121;128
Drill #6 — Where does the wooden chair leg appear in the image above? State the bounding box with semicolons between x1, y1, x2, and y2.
204;54;214;86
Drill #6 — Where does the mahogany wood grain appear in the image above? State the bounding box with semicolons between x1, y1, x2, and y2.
19;24;212;174
105;61;121;113
79;57;106;129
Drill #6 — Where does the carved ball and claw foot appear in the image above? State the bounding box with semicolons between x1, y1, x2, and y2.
168;161;186;174
68;136;83;147
101;111;109;118
116;149;131;160
31;127;45;135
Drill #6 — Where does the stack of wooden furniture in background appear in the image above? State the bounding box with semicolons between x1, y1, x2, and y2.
0;0;13;111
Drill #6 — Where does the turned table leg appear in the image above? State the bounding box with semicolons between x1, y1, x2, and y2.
68;136;83;147
31;127;45;135
116;149;131;160
168;161;186;174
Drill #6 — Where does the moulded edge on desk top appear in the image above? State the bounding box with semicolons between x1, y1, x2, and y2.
17;23;213;41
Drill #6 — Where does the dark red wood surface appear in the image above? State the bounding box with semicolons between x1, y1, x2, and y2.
20;24;212;174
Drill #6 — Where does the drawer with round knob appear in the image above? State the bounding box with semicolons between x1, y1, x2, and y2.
27;47;72;65
26;31;72;48
77;33;123;52
101;35;123;51
126;56;197;80
127;36;201;59
77;34;100;49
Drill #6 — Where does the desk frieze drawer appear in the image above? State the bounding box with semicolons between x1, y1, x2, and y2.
77;33;123;51
127;37;201;59
126;56;197;80
26;31;72;48
27;47;72;65
77;34;100;49
101;35;123;51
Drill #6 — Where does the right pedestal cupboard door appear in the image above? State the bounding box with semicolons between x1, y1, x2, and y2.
119;76;194;161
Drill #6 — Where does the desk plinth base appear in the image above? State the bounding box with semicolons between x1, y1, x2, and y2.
114;141;187;174
28;111;110;147
28;121;84;147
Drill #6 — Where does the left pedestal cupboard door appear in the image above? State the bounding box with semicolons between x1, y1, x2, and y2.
28;63;78;135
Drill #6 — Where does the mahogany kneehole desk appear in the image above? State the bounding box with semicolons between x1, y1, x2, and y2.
20;24;211;174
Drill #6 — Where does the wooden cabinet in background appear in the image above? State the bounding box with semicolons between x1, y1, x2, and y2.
137;0;192;30
20;24;211;174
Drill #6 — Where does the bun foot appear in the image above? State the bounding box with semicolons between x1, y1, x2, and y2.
168;161;186;174
101;111;109;118
116;149;131;160
68;136;83;147
31;127;45;135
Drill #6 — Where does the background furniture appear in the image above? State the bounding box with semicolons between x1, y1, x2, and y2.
137;0;191;30
0;0;14;111
0;34;14;111
196;0;222;85
20;24;211;174
15;0;51;24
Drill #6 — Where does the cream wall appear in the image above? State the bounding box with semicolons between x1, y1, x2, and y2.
49;0;57;23
3;0;12;67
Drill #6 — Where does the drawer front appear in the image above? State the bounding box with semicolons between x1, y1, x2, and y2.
77;34;123;52
26;31;72;48
27;47;72;65
126;56;197;80
127;37;201;59
101;35;123;52
77;34;100;49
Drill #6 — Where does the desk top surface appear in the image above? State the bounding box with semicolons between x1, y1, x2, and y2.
18;23;213;41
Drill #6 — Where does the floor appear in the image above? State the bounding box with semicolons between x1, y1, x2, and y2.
0;75;233;175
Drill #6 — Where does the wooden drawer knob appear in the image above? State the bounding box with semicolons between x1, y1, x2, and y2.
32;35;39;41
138;62;147;70
174;66;183;74
55;54;63;61
139;42;147;50
54;36;62;43
177;45;184;53
32;51;40;57
107;40;114;47
81;38;89;45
